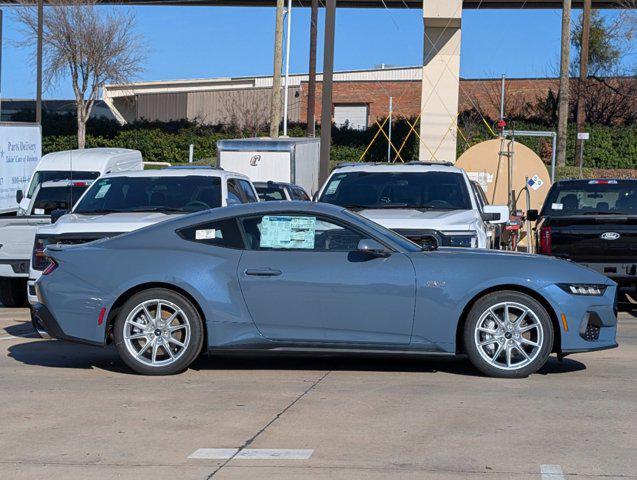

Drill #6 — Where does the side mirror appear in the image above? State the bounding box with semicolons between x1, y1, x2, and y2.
50;209;69;224
16;190;24;204
482;205;509;224
526;209;539;222
357;238;390;258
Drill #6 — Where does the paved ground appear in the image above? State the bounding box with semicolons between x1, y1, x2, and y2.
0;307;635;480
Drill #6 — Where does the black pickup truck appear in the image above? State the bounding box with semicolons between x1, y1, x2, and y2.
528;179;637;299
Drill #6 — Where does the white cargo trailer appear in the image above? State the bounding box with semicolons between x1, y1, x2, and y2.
217;138;320;195
0;123;42;215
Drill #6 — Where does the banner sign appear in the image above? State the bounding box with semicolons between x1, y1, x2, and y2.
0;124;41;213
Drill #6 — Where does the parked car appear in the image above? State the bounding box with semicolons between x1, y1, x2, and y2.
0;179;94;307
0;148;142;307
528;178;637;300
33;201;617;378
26;167;258;305
316;162;508;249
254;181;310;202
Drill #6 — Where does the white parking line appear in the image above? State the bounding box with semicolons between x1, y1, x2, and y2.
541;464;565;480
0;333;38;341
188;448;314;460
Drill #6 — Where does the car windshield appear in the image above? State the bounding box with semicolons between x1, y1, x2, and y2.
31;185;90;215
319;171;472;210
542;180;637;216
27;170;100;198
256;185;286;201
74;175;222;214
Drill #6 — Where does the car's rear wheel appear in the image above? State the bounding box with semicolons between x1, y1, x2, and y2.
113;288;204;375
463;291;553;378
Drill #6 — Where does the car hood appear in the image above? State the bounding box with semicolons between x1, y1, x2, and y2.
357;208;479;231
37;212;176;235
412;247;615;286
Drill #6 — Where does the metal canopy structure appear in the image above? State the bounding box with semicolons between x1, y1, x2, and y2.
0;0;625;7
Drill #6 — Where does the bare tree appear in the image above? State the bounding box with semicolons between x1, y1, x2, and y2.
16;0;145;148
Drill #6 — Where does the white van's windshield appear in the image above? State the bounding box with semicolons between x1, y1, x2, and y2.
27;170;100;198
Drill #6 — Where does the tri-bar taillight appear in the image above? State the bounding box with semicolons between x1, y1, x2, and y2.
33;238;52;271
539;226;552;254
42;259;58;276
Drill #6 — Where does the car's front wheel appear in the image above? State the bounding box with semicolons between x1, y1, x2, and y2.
463;291;554;378
113;288;204;375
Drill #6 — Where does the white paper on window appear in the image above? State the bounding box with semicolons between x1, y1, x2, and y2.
260;216;316;249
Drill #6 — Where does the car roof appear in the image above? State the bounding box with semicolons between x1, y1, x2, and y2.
330;161;461;174
253;181;294;188
99;167;251;181
556;178;637;184
37;148;141;170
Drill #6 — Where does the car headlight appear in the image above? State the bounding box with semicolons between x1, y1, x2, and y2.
558;284;607;296
441;232;478;248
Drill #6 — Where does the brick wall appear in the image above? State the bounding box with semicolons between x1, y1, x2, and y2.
299;77;561;126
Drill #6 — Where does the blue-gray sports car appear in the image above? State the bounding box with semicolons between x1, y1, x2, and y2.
32;201;618;377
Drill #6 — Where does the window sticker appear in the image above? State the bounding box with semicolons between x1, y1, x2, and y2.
34;208;45;215
552;203;563;210
94;183;111;199
325;179;341;195
195;228;217;240
260;216;316;249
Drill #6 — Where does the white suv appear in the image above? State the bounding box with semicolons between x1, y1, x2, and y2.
316;162;508;249
27;166;258;305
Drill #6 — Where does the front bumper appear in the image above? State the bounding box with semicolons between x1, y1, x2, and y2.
31;302;104;347
540;284;618;354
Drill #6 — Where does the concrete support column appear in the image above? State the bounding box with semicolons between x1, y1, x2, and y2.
420;0;462;163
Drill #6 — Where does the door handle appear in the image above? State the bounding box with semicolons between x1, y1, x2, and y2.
244;268;282;277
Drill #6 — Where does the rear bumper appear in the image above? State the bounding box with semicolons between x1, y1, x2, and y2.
31;303;104;347
580;262;637;287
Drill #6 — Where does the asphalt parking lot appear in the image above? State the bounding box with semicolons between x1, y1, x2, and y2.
0;307;636;480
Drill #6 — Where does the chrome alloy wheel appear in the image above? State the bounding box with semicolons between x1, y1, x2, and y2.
473;301;544;371
123;299;191;367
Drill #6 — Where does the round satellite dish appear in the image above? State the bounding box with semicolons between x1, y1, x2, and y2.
456;139;551;212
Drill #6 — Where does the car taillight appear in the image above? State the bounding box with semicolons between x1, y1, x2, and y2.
42;259;58;276
539;226;552;255
32;237;53;271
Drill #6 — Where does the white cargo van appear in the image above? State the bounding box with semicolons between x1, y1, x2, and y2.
16;148;142;215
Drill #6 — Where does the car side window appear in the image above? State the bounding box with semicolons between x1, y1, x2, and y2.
240;215;365;252
238;179;258;203
227;179;244;205
291;187;310;201
178;218;245;249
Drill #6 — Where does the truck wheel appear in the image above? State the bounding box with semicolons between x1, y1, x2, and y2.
113;288;204;375
463;291;554;378
0;278;28;307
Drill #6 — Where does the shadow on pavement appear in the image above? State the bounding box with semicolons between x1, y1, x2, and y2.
4;323;37;338
7;338;586;377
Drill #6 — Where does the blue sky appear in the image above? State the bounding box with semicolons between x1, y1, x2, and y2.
0;6;617;99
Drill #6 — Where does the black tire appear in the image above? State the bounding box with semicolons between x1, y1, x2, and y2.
113;288;204;375
463;290;554;378
0;278;28;308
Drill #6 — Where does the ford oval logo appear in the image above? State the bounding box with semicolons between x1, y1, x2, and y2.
600;232;620;240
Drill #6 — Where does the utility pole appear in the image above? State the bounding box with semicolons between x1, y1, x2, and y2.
575;0;591;165
282;0;292;137
318;0;336;184
306;0;318;137
269;0;285;138
36;0;43;124
556;0;572;167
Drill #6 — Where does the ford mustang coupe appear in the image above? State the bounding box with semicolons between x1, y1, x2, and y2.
32;202;618;377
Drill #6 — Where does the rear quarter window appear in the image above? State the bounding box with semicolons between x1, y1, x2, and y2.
177;218;245;249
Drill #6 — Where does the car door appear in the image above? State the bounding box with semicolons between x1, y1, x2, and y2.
237;213;416;345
